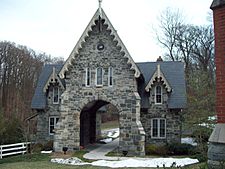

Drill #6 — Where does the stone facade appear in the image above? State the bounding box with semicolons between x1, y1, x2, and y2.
141;82;181;145
36;85;62;143
52;20;145;156
32;8;186;156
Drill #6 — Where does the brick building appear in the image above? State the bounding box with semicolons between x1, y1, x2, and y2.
208;0;225;168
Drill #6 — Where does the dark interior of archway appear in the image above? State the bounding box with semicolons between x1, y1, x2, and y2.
80;100;109;147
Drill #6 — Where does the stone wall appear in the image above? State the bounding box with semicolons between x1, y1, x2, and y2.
54;21;145;156
141;83;181;145
36;85;62;143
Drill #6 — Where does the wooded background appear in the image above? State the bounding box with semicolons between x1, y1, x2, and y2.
0;41;63;144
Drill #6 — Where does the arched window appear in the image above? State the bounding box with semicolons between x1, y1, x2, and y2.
53;86;59;104
86;68;91;86
155;85;162;104
96;67;103;86
108;67;113;86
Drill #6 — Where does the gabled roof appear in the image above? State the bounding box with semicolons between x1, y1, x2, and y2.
137;61;187;109
145;64;172;92
58;8;141;79
31;64;63;109
43;66;65;92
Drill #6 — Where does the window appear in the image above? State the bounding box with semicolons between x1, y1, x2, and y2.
96;67;103;86
151;118;166;138
108;67;113;86
155;85;162;104
49;117;59;135
86;68;91;86
53;86;59;104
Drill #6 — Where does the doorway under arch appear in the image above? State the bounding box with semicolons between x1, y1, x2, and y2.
80;100;120;147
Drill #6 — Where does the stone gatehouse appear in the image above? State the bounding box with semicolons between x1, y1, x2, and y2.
31;7;186;156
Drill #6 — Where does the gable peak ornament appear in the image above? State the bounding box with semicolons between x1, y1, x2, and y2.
99;0;102;16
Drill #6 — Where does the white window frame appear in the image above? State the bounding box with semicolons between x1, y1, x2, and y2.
86;67;91;87
155;85;162;104
96;67;103;87
108;67;113;86
49;116;59;135
151;118;166;139
53;86;59;104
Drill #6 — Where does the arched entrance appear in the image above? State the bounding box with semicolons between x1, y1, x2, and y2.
80;100;120;147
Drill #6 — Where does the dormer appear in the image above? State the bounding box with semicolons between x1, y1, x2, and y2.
145;58;172;105
43;66;65;105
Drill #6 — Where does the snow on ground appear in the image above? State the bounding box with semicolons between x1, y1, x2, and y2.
107;130;119;138
102;128;119;137
41;150;52;154
181;137;197;146
100;138;113;143
51;157;89;166
51;157;199;168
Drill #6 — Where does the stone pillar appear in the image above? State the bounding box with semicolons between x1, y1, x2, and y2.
208;1;225;168
96;111;102;140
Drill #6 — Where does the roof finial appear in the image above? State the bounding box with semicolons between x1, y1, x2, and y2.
99;0;102;17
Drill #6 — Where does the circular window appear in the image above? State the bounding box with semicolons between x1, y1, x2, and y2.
97;43;104;51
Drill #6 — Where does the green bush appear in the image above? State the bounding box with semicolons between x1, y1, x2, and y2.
168;143;195;155
146;144;168;156
192;126;212;143
192;153;207;162
0;114;25;145
42;140;53;151
31;143;44;153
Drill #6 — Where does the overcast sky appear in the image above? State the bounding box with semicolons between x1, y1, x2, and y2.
0;0;213;62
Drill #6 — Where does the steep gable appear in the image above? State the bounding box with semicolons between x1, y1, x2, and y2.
59;8;141;79
137;61;187;109
31;64;63;109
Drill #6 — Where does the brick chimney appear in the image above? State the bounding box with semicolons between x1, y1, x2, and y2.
208;0;225;168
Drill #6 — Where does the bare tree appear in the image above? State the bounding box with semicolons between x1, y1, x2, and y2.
156;8;184;61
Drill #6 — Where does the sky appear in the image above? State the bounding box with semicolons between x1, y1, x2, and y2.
0;0;213;62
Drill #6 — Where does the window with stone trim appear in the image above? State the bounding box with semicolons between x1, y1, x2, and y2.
151;118;166;138
96;67;103;86
108;67;113;86
49;117;59;135
86;67;91;86
53;86;59;104
155;85;162;104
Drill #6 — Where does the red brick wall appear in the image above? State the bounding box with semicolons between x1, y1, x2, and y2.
213;6;225;123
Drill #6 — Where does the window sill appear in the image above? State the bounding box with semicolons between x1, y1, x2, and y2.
96;85;103;88
155;103;163;105
53;102;59;105
151;137;166;139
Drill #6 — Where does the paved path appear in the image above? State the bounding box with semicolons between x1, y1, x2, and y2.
83;138;125;160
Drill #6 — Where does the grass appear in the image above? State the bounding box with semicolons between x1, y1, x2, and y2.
101;120;119;130
0;153;207;169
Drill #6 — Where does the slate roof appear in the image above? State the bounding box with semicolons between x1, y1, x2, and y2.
136;61;187;109
31;61;186;110
31;64;63;109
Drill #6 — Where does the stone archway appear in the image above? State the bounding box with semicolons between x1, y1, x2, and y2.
80;100;110;147
54;90;145;156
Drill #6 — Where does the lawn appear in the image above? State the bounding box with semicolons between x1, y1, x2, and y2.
0;153;207;169
101;120;119;130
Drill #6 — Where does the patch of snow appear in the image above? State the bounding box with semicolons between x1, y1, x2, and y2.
100;138;113;143
51;157;89;165
41;150;52;154
181;137;197;146
92;158;198;168
51;157;199;168
109;130;119;138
